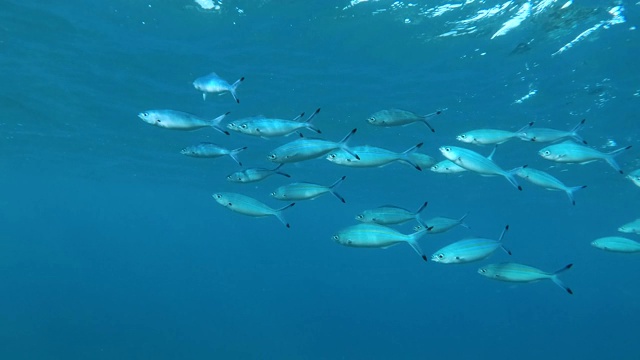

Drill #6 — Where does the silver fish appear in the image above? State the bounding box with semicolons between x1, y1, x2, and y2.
228;108;321;138
326;143;423;171
518;119;587;144
478;262;573;295
226;164;290;183
431;225;510;264
626;169;640;188
418;213;470;234
409;152;437;169
138;110;229;135
212;192;295;228
591;236;640;253
456;122;533;145
439;145;524;190
515;167;586;205
430;146;496;174
332;223;429;261
539;141;631;174
271;176;347;203
193;72;244;103
618;218;640;234
267;128;360;164
356;201;428;225
367;109;442;132
181;143;247;166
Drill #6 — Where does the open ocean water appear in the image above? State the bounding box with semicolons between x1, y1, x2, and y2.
1;0;639;359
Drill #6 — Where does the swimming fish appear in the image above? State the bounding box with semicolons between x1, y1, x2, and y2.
138;110;230;135
431;225;510;264
439;145;524;190
539;141;631;174
418;213;470;234
267;128;360;164
180;143;247;166
332;223;430;261
212;192;295;228
618;218;640;234
228;108;321;138
515;167;586;205
326;143;423;170
591;237;640;253
456;122;533;145
477;262;574;295
355;201;428;225
430;146;496;174
367;109;442;132
271;176;347;203
518;119;587;144
409;152;437;169
226;164;290;183
626;169;640;188
193;72;244;103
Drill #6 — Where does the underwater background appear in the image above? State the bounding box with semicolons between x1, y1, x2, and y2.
1;0;639;359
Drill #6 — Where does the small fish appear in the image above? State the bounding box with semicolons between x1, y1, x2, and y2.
212;192;295;228
456;122;533;145
626;169;640;188
418;213;470;234
332;223;430;261
356;201;428;225
518;119;587;144
591;236;640;253
226;164;290;183
430;146;496;174
618;218;640;234
539;141;631;174
516;167;586;205
228;108;321;138
439;145;525;190
138;110;230;135
267;128;360;164
180;143;246;166
478;262;574;295
431;225;510;264
326;143;423;170
193;72;244;103
367;109;442;132
271;176;347;203
409;152;436;169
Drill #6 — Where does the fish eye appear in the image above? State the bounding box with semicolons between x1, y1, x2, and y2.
444;147;450;152
328;154;336;159
368;117;375;122
241;124;248;129
214;194;222;199
543;150;550;156
459;134;466;139
479;269;486;273
331;235;339;241
268;154;277;160
356;214;363;219
437;254;444;259
142;112;148;117
270;192;277;196
431;165;438;170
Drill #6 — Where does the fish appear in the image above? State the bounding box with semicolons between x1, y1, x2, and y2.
271;176;347;203
228;108;322;138
618;218;640;234
138;110;230;135
456;122;533;145
418;213;470;234
626;169;640;188
355;201;428;225
515;167;586;205
326;143;423;171
539;141;632;174
332;223;430;261
518;119;587;144
439;145;525;190
431;225;510;264
409;152;437;169
477;262;574;295
193;72;244;103
226;164;290;183
591;236;640;253
211;192;295;228
430;146;496;174
367;109;442;132
267;128;360;164
180;143;247;166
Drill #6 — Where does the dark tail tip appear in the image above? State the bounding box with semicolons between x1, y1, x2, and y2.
224;130;230;135
422;255;428;262
240;77;245;81
518;186;523;191
286;223;291;228
566;288;574;295
415;165;422;171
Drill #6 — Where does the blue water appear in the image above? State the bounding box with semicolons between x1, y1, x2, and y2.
1;0;639;358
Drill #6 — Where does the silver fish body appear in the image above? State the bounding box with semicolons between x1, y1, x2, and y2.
332;223;429;261
193;72;244;103
626;169;640;188
516;167;586;205
430;160;467;174
367;109;441;132
456;122;533;145
409;152;437;168
478;262;573;295
267;128;359;164
212;192;295;228
356;201;428;225
271;176;347;203
431;225;510;264
518;119;587;144
228;108;321;138
591;236;640;253
421;213;469;234
618;218;640;234
539;141;631;174
181;143;246;166
138;110;229;135
326;143;423;170
227;164;290;183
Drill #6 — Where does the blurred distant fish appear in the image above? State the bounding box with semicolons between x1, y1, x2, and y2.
226;164;290;183
618;218;640;234
271;176;347;203
212;192;295;228
356;201;428;225
515;167;586;205
539;141;632;174
193;72;244;103
267;128;360;164
138;110;229;135
626;169;640;188
228;108;321;138
478;262;574;295
326;143;423;170
409;152;436;169
431;146;496;174
332;223;430;261
431;225;510;264
417;213;469;234
456;122;533;145
591;237;640;253
180;143;246;166
518;119;587;144
367;109;442;132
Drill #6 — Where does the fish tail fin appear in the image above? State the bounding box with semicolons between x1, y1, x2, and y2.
230;77;245;104
570;119;587;144
415;201;428;215
398;142;424;171
291;112;305;122
272;163;291;178
228;146;247;166
565;185;587;205
515;121;535;133
274;202;295;228
405;237;428;262
338;128;360;160
420;110;442;133
497;225;511;254
506;166;526;191
304;108;322;134
209;112;231;135
486;145;498;160
328;176;347;203
605;145;632;174
551;264;573;295
459;212;471;228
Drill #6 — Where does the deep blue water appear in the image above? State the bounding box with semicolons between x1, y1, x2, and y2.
1;0;639;359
